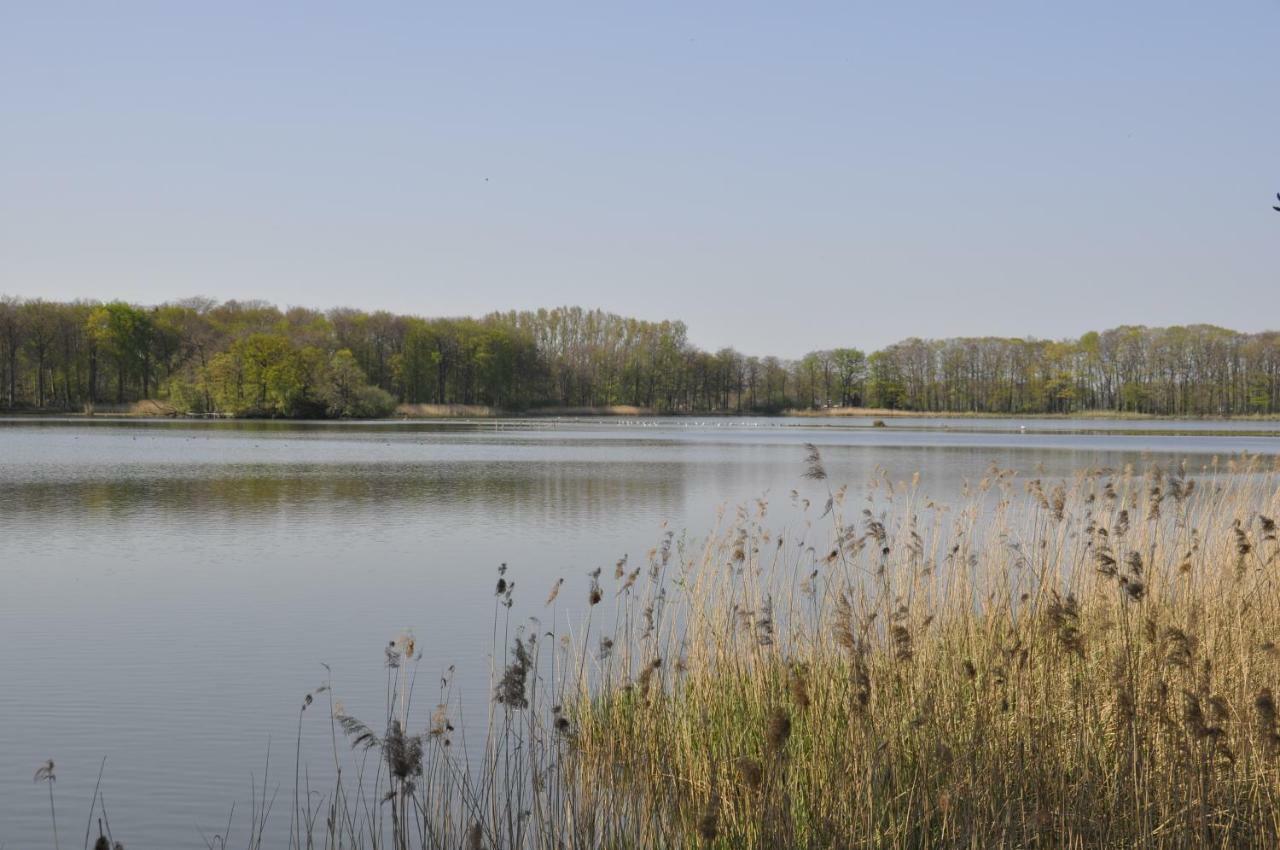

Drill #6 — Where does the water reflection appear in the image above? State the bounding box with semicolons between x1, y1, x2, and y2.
0;417;1277;849
0;462;688;526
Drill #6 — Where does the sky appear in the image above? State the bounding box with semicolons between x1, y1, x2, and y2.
1;2;1277;357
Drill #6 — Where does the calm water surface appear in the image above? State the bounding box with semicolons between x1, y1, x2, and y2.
1;416;1278;847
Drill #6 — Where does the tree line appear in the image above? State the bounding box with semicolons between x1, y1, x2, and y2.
1;296;1278;417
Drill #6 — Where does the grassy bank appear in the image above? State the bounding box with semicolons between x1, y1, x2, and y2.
35;454;1280;848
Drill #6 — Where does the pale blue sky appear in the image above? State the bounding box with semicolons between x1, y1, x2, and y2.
2;2;1277;356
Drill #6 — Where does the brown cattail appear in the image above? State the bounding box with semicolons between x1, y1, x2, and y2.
638;657;662;698
890;624;913;663
789;664;811;710
494;637;532;709
616;567;640;597
1256;689;1280;758
697;793;720;842
1050;484;1067;522
1182;692;1208;738
1125;550;1143;576
833;592;858;656
853;656;872;709
1114;509;1130;537
766;707;792;753
1120;577;1145;602
429;703;453;738
736;756;763;791
802;443;827;481
1235;520;1253;557
1046;593;1085;657
1163;627;1195;669
383;719;424;780
1028;479;1050;511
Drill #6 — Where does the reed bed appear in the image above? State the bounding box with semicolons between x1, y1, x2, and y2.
567;454;1280;848
42;453;1280;849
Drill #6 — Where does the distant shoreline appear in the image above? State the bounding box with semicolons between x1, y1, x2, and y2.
3;402;1280;423
780;406;1280;422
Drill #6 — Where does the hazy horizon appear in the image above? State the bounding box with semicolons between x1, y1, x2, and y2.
3;2;1278;358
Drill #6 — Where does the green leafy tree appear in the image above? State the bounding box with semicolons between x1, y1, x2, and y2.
86;302;154;403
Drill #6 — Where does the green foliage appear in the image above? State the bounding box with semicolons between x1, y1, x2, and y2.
86;301;155;402
324;349;395;417
0;297;1279;417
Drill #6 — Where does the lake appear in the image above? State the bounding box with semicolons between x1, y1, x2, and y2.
2;415;1278;848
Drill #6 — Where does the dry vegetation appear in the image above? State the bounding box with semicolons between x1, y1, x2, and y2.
394;403;655;418
396;403;499;418
567;453;1280;848
46;452;1280;848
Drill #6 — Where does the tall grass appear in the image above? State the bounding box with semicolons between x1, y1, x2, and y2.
48;453;1280;848
568;455;1280;847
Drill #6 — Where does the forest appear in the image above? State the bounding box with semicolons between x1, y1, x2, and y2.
1;296;1279;417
